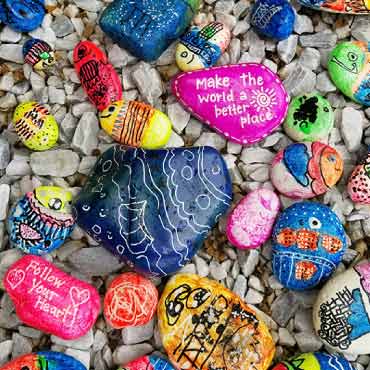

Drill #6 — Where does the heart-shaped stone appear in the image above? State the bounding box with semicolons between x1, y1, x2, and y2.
172;63;289;145
6;268;25;290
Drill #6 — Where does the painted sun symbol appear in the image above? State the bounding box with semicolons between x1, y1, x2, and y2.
250;87;277;112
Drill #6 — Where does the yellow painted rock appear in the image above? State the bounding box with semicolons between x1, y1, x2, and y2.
158;274;275;370
99;100;172;149
13;102;59;151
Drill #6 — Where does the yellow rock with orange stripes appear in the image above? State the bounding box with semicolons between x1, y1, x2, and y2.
13;102;59;151
98;100;172;149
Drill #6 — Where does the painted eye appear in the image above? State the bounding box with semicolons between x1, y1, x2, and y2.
181;51;189;58
327;155;337;163
108;106;115;113
212;165;221;175
348;52;358;62
309;217;321;229
49;198;62;210
21;367;30;370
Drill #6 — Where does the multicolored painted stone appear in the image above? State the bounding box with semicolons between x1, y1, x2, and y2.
8;186;75;255
13;102;59;151
176;22;231;72
284;94;334;142
270;142;343;199
0;352;87;370
23;38;55;71
172;64;289;145
348;149;370;204
328;41;370;107
3;255;100;339
158;273;275;370
297;0;370;13
121;355;175;370
313;261;370;354
0;0;45;32
226;188;280;250
99;100;172;149
104;272;158;329
272;201;347;291
272;352;354;370
99;0;200;62
73;41;122;111
73;145;232;277
250;0;295;41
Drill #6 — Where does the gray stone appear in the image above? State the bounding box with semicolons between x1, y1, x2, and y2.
245;288;264;304
341;107;363;152
209;260;227;280
11;333;32;358
283;64;316;97
277;35;298;64
52;15;75;37
295;331;323;352
271;291;301;326
300;31;337;49
51;329;93;350
0;44;23;63
65;349;90;369
93;330;108;352
6;159;31;177
279;328;296;346
167;102;190;134
194;133;226;151
0;340;13;366
0;184;10;221
122;319;155;345
72;112;99;155
232;274;247;297
112;343;153;365
193;255;209;277
241;249;259;277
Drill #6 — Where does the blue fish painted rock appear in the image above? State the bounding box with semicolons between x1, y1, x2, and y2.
250;0;295;41
99;0;200;62
73;145;232;277
0;0;45;32
121;355;175;370
272;202;347;290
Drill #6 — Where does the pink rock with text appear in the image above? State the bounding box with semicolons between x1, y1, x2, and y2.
172;64;289;145
3;255;100;339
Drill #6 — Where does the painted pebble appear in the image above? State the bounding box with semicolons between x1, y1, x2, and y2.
73;41;122;111
297;0;370;14
104;272;158;329
8;186;75;255
158;273;275;370
0;352;87;370
73;145;232;277
272;352;354;370
0;0;45;32
226;188;280;250
270;142;343;199
250;0;295;41
99;0;200;62
99;100;172;149
23;38;56;71
176;22;231;72
348;149;370;204
13;102;59;151
4;255;101;339
328;41;370;107
172;64;289;145
121;355;175;370
284;93;334;142
272;201;347;290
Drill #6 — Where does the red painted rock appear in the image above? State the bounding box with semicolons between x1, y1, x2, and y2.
3;255;100;339
73;41;122;111
104;272;158;329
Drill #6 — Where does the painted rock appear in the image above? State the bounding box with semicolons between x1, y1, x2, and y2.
176;22;231;72
271;352;354;370
73;41;122;111
328;41;370;107
284;94;334;142
172;64;289;145
0;352;87;370
3;255;100;339
270;142;343;199
99;100;172;149
13;102;59;151
73;145;232;277
23;38;55;71
226;188;280;250
121;355;175;370
297;0;370;13
104;272;158;329
0;0;45;32
272;201;347;290
99;0;200;62
8;186;75;255
158;273;275;370
250;0;295;41
348;149;370;204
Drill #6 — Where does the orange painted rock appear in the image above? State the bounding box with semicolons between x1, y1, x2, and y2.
104;272;158;329
158;273;275;370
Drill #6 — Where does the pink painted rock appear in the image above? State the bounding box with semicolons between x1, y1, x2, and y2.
226;188;280;250
3;255;100;339
172;63;289;145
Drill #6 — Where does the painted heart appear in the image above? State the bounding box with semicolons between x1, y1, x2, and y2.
6;269;25;290
69;286;90;307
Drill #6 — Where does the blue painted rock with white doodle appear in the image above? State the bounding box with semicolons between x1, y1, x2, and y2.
313;261;370;355
73;145;232;277
0;0;45;32
250;0;295;41
99;0;200;62
272;202;347;291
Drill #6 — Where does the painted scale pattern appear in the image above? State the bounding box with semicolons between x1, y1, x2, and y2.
298;0;369;13
121;355;176;370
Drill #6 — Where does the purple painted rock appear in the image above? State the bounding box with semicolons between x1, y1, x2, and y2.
226;188;280;250
172;63;289;145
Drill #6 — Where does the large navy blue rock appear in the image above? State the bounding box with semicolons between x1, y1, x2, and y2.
73;146;232;277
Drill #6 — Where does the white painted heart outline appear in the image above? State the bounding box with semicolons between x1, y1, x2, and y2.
69;286;90;307
6;269;25;290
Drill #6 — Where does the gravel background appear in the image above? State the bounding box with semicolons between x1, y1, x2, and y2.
0;1;370;369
